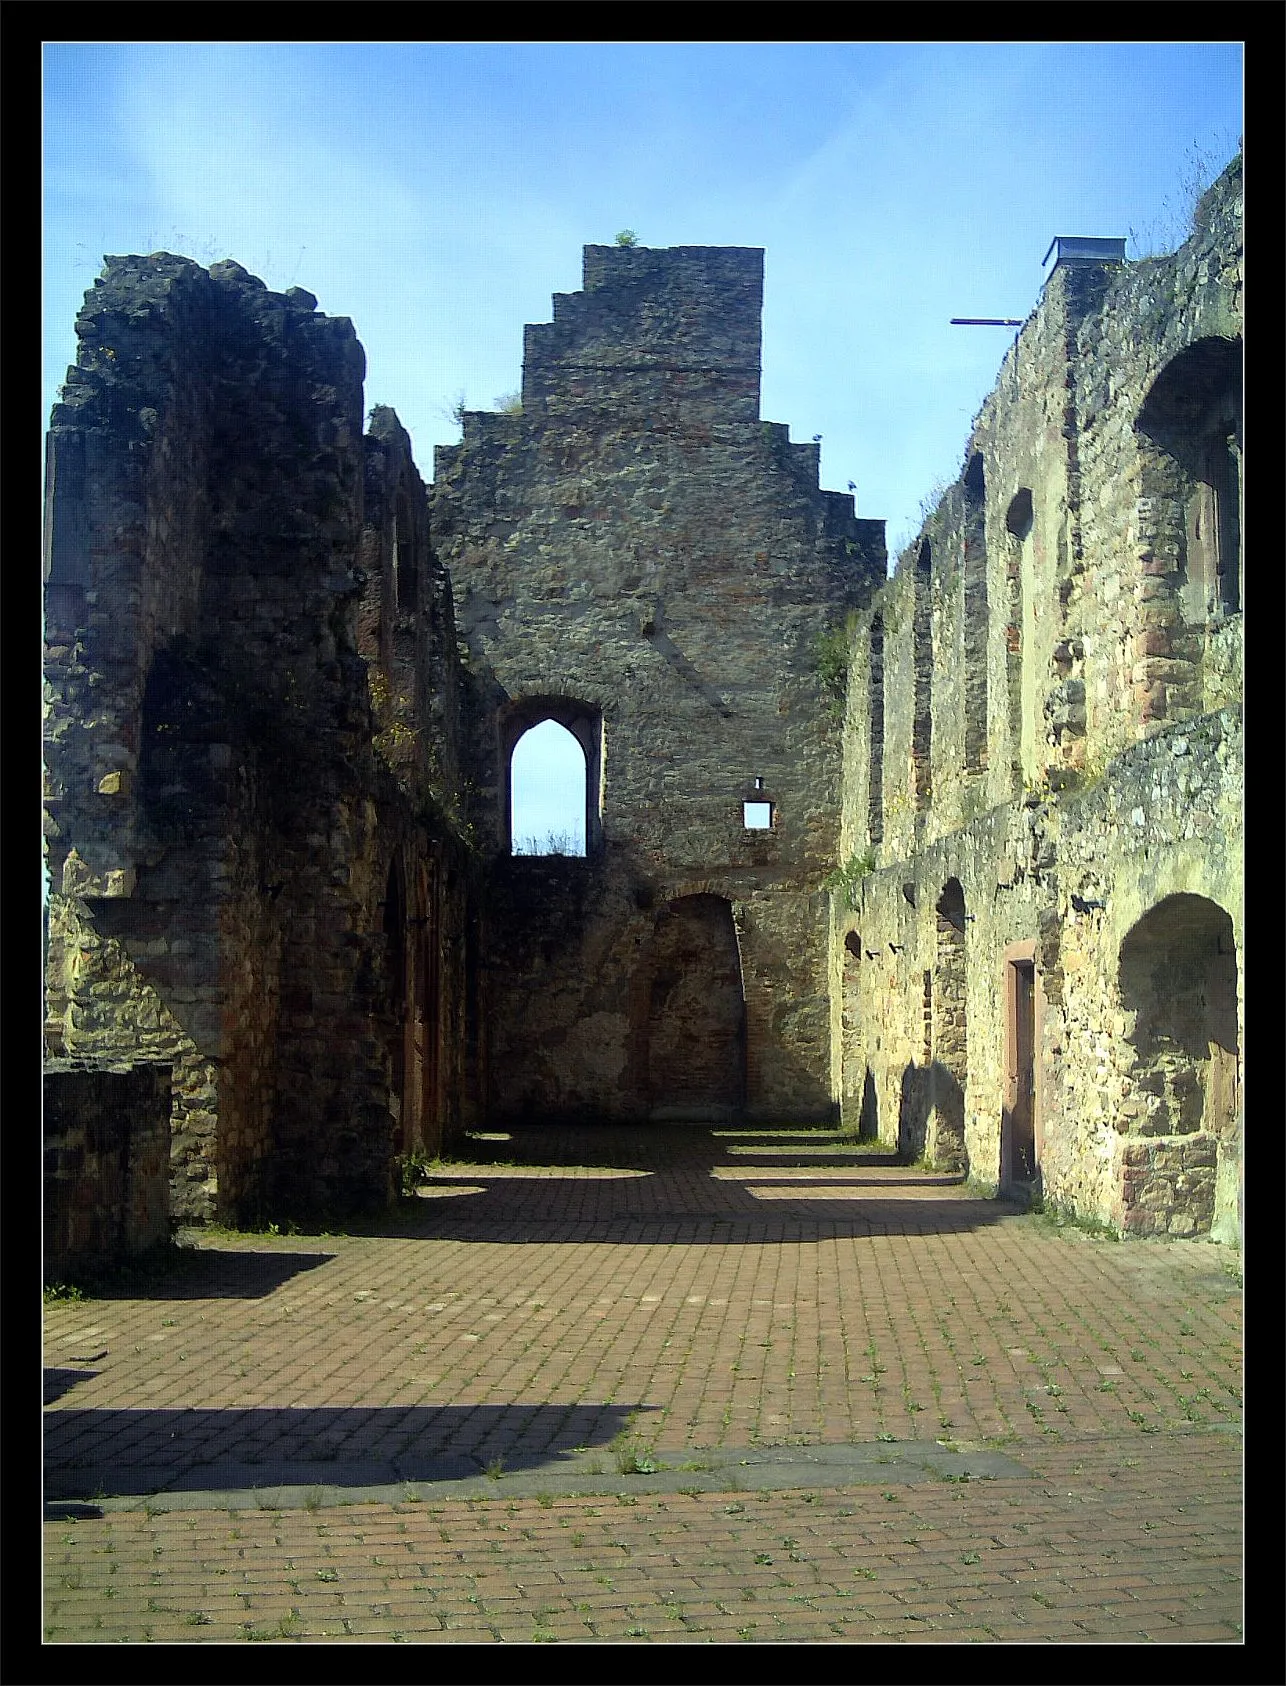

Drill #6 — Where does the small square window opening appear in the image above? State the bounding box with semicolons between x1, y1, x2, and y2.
743;801;773;830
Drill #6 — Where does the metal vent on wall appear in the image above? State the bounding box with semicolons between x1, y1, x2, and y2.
1042;235;1127;271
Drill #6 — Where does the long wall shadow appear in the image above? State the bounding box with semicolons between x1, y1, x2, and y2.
44;1402;649;1501
52;1249;336;1301
342;1126;1018;1242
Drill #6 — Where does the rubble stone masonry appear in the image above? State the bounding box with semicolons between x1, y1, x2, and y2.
833;158;1241;1241
431;245;884;1123
44;158;1241;1245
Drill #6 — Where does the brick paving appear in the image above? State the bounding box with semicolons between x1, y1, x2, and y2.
43;1125;1243;1644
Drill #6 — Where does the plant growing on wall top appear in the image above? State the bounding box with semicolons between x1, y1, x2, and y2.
1127;138;1239;259
614;229;640;247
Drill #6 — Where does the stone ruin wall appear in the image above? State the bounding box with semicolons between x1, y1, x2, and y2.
44;160;1241;1243
44;256;477;1226
832;158;1242;1240
431;245;884;1123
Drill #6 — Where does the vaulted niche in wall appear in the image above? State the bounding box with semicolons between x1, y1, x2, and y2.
1004;488;1034;784
929;878;968;1173
643;894;746;1122
503;698;603;857
962;453;988;772
1136;336;1242;621
840;930;868;1133
1118;894;1239;1238
868;614;885;845
912;540;933;810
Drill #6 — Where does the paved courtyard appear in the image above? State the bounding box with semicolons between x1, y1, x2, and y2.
43;1126;1243;1644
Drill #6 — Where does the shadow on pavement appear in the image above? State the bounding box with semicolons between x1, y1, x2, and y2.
331;1127;1023;1242
44;1401;651;1500
44;1369;99;1405
377;1193;1022;1244
70;1248;338;1301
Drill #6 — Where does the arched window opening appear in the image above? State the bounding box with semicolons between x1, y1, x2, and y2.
510;718;588;856
503;697;603;858
936;877;967;932
1005;488;1033;541
1136;336;1242;622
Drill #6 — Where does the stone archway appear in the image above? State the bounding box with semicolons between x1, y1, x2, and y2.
643;894;745;1121
928;879;968;1173
1117;894;1239;1239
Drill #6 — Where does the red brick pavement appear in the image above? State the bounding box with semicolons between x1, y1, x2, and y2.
42;1126;1243;1645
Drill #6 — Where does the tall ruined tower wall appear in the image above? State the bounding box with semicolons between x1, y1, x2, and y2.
44;256;474;1223
433;246;884;1123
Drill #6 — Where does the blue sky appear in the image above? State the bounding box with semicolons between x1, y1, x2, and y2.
43;42;1242;844
44;42;1241;552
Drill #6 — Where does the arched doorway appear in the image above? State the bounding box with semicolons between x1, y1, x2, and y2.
643;895;745;1121
1001;940;1041;1188
383;858;408;1152
1118;894;1239;1239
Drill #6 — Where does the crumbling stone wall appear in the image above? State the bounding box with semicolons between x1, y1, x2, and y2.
357;406;476;1159
832;158;1242;1243
432;245;884;1123
44;256;476;1223
44;164;1241;1245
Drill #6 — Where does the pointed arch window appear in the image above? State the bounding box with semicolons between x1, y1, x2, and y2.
511;720;587;856
502;698;603;857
